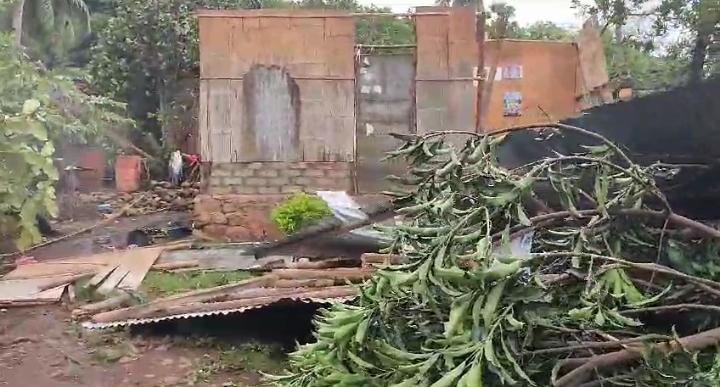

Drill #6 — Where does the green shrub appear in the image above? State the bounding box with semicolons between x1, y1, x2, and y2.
271;193;332;234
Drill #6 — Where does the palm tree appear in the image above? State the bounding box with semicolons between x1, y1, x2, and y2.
10;0;90;67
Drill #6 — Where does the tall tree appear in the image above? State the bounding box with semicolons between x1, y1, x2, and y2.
520;21;574;41
486;2;519;38
574;0;720;83
4;0;91;67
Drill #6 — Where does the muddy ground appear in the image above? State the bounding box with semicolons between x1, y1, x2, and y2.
0;213;296;387
0;306;281;386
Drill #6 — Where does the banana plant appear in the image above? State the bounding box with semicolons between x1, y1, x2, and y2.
6;0;90;66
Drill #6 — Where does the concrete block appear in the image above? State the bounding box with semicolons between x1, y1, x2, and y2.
224;177;244;185
268;177;290;186
281;185;304;193
268;162;290;169
281;169;302;177
232;168;256;177
327;170;350;179
209;176;224;187
245;177;268;186
212;167;231;177
304;169;325;177
311;177;337;187
293;177;312;185
232;186;258;194
257;169;279;177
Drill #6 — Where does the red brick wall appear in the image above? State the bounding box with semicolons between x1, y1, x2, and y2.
207;161;352;195
194;194;284;242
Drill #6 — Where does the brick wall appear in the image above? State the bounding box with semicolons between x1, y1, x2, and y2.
194;194;284;242
207;161;353;195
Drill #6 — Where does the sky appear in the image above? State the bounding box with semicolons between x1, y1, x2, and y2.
358;0;592;27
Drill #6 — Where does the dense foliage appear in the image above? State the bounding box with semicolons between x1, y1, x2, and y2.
2;0;92;67
271;125;720;386
271;193;332;234
0;32;131;250
573;0;719;85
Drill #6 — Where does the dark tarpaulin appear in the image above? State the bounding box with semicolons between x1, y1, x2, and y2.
497;77;720;219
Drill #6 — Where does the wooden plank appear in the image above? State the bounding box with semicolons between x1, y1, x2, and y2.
0;279;68;303
117;246;167;291
3;254;117;280
90;275;277;323
86;264;119;288
271;268;373;282
199;80;211;161
97;269;130;294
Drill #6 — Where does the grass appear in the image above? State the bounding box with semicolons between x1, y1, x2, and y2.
83;330;137;364
189;340;287;384
140;270;253;299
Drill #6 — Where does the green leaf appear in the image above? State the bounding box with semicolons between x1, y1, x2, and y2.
516;204;532;226
22;99;41;115
429;361;466;387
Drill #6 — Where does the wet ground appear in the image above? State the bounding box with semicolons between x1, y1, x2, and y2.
0;306;270;387
0;212;285;387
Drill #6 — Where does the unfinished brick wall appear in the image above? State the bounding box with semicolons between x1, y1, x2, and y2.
207;161;352;195
194;194;284;242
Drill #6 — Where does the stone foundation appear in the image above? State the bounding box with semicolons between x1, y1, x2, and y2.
193;194;284;242
207;162;352;195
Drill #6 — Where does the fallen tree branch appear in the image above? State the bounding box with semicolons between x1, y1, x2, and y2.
524;334;671;356
621;303;720;315
554;326;720;387
531;252;720;291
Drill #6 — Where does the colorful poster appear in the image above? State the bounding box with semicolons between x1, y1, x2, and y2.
502;65;523;80
503;91;522;116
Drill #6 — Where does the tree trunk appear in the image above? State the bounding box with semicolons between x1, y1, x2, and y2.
11;0;24;47
689;29;710;84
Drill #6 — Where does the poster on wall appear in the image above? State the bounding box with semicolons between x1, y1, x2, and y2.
502;65;523;80
503;91;523;116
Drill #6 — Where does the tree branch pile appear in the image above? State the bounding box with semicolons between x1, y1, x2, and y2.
271;124;720;386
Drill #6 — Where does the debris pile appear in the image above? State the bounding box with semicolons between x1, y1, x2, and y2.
79;259;374;329
80;181;200;215
273;124;720;387
0;243;189;307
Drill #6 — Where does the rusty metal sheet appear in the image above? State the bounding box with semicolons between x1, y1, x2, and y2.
483;40;579;130
356;54;415;193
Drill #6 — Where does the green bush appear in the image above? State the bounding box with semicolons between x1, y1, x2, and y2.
271;193;332;234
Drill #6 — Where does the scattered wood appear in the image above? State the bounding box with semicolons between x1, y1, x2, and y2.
88;275;276;323
361;253;409;267
86;265;119;288
91;286;356;323
271;268;373;282
150;261;200;271
274;279;336;288
71;293;134;319
36;273;94;292
77;180;199;216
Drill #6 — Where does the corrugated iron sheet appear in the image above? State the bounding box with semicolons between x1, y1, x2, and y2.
82;295;357;330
